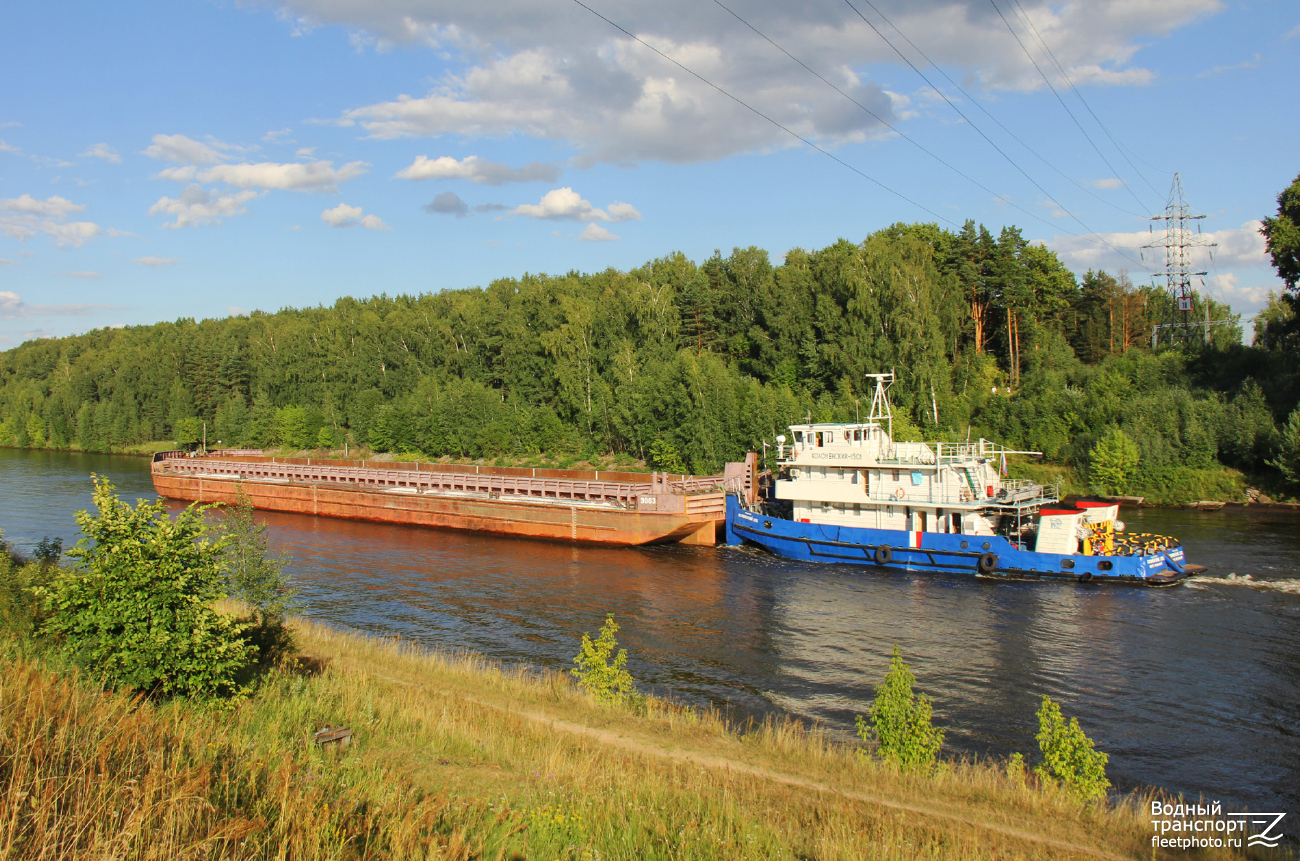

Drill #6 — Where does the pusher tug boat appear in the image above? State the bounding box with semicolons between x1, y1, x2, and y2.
724;373;1205;586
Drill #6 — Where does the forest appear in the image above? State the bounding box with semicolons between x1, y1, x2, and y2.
3;196;1300;501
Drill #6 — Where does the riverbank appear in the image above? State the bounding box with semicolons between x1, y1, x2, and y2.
0;617;1257;861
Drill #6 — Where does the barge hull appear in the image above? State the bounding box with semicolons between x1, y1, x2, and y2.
153;473;719;547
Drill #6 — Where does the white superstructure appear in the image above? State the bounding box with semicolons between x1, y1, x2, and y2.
773;374;1054;536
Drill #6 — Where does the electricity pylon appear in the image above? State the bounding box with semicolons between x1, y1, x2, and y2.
1143;173;1218;347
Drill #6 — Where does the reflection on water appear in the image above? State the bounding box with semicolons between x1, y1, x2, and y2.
2;447;1298;813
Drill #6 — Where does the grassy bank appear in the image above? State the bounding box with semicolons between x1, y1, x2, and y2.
0;618;1262;861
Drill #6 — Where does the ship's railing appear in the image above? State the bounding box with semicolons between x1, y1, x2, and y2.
871;438;1043;466
156;456;729;510
865;479;1057;508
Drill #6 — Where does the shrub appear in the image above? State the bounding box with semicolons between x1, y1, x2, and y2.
1034;695;1111;801
41;476;254;700
220;489;297;665
221;490;295;625
1088;426;1139;495
0;531;55;639
856;646;945;772
571;613;637;704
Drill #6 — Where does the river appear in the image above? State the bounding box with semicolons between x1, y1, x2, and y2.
2;447;1298;815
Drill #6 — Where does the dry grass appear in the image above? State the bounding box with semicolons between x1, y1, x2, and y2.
0;620;1267;860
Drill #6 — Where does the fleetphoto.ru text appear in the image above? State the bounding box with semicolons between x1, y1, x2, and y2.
1151;801;1286;850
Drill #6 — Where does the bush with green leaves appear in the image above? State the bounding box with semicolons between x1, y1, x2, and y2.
856;646;945;772
41;476;254;700
1088;426;1140;495
1034;695;1111;801
221;489;295;624
220;489;298;665
0;531;55;639
571;614;637;704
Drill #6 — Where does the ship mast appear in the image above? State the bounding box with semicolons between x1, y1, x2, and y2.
865;373;894;440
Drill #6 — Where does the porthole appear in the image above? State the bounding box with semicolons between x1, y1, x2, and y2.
1061;559;1075;570
1098;560;1114;571
762;520;773;529
982;542;991;551
960;540;969;549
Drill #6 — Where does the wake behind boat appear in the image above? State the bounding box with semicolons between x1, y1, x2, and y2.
724;373;1205;586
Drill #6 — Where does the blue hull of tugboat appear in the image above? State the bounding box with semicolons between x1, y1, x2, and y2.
723;497;1191;586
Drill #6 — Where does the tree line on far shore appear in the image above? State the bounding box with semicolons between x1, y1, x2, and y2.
3;194;1300;497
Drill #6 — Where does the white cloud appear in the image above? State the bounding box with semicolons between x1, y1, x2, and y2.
57;271;101;279
263;128;295;143
173;160;368;192
228;306;252;316
511;187;606;221
80;143;121;163
510;188;641;224
1091;178;1124;189
1197;53;1262;78
144;133;229;164
578;223;619;242
149;184;260;228
424;191;469;217
605;201;641;222
295;147;316;158
321;202;390;229
42;222;102;247
136;256;180;267
1287;24;1300;40
0;195;102;247
0;290;124;320
1049;221;1270;276
396;154;560;185
0;258;14;266
0;139;19;154
0;194;85;217
298;0;1220;164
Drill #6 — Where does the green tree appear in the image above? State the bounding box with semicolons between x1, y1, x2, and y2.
175;416;203;447
1035;695;1110;801
221;490;295;625
648;436;688;474
571;614;637;705
1088;426;1139;495
1261;172;1300;292
856;646;945;772
1269;407;1300;489
41;476;253;699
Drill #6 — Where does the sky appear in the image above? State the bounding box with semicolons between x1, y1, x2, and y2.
1;0;1297;348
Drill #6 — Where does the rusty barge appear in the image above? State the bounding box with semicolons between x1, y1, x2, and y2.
151;450;756;546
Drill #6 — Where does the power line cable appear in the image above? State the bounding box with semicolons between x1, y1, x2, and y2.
986;0;1152;212
848;0;1147;219
708;0;1093;239
566;0;958;227
1005;0;1165;200
842;0;1152;270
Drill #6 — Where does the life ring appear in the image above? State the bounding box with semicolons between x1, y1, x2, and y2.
874;545;893;565
977;552;999;574
893;487;905;500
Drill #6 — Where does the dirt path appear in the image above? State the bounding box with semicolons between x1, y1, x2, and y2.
357;664;1136;861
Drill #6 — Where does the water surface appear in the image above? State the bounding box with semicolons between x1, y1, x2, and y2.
2;447;1297;813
